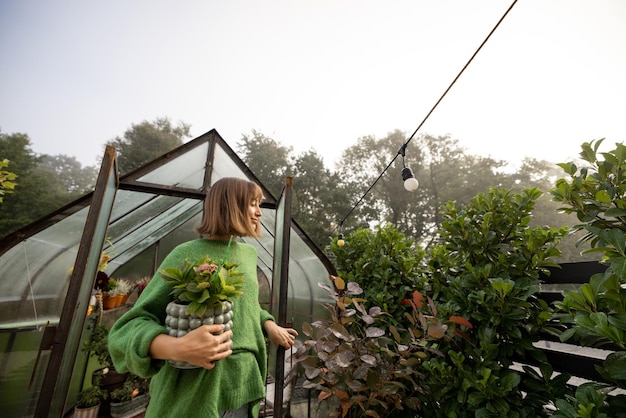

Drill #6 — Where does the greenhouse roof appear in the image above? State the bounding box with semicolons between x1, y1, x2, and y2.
0;129;335;327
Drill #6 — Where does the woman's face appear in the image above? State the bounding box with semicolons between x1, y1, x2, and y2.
248;196;262;230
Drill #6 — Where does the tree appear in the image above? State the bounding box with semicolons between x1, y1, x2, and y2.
236;130;294;199
292;150;351;248
335;132;509;245
0;131;99;237
35;155;97;195
236;128;597;261
236;132;352;248
335;131;419;236
416;134;508;233
0;132;57;236
501;157;598;262
0;159;17;203
106;117;191;174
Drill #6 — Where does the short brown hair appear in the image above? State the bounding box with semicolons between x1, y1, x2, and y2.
195;177;263;238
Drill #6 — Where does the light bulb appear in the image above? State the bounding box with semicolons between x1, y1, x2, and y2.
401;167;419;192
404;177;419;191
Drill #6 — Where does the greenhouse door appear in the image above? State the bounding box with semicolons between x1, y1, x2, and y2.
269;177;293;418
35;147;119;417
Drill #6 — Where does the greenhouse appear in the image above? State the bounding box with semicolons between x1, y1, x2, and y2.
0;129;335;417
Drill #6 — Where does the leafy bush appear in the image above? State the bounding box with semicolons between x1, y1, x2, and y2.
551;139;626;415
295;275;471;418
329;223;426;326
419;187;569;417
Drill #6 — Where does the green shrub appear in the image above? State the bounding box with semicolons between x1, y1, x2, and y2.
552;139;626;415
420;187;569;417
329;223;426;326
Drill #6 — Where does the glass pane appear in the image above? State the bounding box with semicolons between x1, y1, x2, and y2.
137;142;209;188
211;144;250;183
0;207;86;327
105;195;203;271
0;328;49;417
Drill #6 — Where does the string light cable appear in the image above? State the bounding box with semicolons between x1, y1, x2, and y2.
332;0;519;236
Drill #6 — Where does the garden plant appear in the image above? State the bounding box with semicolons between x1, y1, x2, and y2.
551;139;626;417
317;188;572;417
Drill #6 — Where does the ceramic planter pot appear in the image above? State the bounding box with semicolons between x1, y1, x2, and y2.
165;300;234;369
73;404;100;418
110;393;150;417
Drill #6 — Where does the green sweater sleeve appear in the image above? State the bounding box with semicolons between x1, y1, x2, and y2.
108;272;172;378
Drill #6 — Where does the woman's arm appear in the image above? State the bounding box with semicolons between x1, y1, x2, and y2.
263;320;298;349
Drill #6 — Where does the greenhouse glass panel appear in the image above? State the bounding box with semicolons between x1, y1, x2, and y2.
0;208;87;327
137;141;209;188
107;200;203;271
211;144;253;184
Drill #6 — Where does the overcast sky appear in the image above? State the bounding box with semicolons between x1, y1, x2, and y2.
1;0;624;171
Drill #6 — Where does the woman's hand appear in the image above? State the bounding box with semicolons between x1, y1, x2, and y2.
264;320;298;349
150;325;233;370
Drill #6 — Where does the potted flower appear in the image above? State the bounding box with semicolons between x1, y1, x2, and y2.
109;375;150;418
97;275;120;310
160;254;245;368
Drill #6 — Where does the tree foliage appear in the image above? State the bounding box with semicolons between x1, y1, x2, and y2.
236;130;294;198
334;132;513;246
0;131;60;236
106;117;190;175
0;130;98;237
236;132;352;248
35;154;97;195
5;121;595;263
236;129;595;262
0;158;17;203
551;139;626;415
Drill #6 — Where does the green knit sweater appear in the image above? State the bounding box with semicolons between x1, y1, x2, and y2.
109;239;274;418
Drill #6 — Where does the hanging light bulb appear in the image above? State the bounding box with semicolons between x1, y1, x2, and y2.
337;233;345;247
402;167;419;191
398;143;419;192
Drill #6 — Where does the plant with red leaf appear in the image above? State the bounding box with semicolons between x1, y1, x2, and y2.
294;275;471;418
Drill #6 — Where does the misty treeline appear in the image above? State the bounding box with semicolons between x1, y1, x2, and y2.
0;118;594;262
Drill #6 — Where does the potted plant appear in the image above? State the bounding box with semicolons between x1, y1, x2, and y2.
160;252;245;368
74;378;108;418
114;278;136;305
83;322;128;398
109;375;150;418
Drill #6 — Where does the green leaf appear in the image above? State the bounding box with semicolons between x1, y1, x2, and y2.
601;352;626;380
489;278;515;297
596;190;611;204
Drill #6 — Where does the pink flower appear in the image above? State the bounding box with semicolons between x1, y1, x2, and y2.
196;263;218;273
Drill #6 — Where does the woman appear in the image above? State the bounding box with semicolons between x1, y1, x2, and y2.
109;177;298;417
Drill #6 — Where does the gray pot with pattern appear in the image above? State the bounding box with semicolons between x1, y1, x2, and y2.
164;300;234;369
